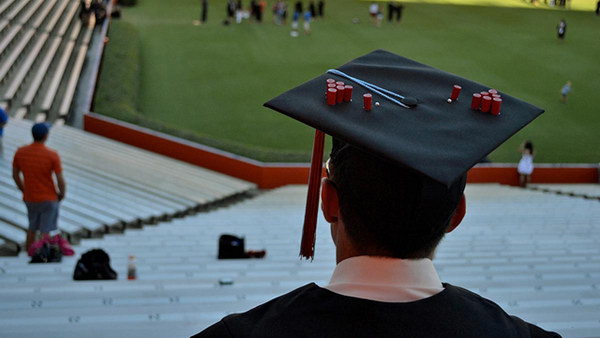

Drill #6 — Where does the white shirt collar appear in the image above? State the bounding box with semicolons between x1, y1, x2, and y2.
324;255;444;303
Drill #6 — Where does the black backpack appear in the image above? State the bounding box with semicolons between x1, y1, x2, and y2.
30;242;62;263
73;249;117;280
218;234;246;259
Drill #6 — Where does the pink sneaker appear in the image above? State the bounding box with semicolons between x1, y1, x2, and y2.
28;235;51;257
50;234;75;256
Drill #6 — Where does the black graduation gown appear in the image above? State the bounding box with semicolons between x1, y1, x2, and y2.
193;283;561;337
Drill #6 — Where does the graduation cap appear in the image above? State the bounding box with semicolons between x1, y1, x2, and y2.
264;49;544;259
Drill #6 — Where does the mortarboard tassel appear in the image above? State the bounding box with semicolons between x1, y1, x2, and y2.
300;130;326;260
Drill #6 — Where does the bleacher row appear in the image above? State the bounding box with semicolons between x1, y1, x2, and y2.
0;184;598;337
0;118;257;255
0;0;94;123
530;184;600;201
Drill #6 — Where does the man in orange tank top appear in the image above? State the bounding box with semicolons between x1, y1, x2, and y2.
12;123;66;252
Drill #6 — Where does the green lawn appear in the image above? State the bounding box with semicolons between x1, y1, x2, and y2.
95;0;600;163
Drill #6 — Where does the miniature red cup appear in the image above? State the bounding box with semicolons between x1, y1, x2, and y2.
327;88;337;106
363;93;372;111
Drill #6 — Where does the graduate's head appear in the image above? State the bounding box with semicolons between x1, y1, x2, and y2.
263;49;545;260
322;139;467;259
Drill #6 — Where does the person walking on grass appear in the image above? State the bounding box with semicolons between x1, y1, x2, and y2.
12;123;68;254
556;19;567;40
560;80;571;103
303;8;312;34
517;141;535;188
194;0;208;26
369;2;382;27
318;0;324;17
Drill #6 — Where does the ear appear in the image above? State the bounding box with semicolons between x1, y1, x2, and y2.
446;194;466;233
320;178;339;223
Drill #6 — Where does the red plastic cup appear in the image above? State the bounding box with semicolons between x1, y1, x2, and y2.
326;79;336;90
492;94;501;99
343;85;353;102
491;98;502;115
363;93;372;111
480;91;490;97
471;93;482;110
488;89;498;96
481;96;492;113
335;81;345;87
450;85;462;100
327;88;337;106
336;86;345;103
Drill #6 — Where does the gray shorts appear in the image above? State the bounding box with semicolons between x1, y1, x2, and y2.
25;201;59;233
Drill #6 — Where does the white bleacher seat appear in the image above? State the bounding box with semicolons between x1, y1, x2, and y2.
59;165;188;212
0;19;8;34
56;1;79;37
34;112;45;122
0;24;20;55
53;118;65;126
68;18;82;41
0;28;34;81
58;26;93;117
531;184;600;199
21;36;61;107
40;40;75;112
30;0;56;29
13;107;26;119
0;219;25;247
0;0;17;17
3;32;48;102
0;204;31;232
17;0;42;25
4;0;29;21
43;0;68;33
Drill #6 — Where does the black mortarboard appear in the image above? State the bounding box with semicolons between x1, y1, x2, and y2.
264;49;544;259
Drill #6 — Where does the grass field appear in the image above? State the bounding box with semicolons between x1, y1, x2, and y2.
95;0;600;163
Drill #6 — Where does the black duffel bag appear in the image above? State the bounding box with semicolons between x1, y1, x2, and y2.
73;249;117;280
218;234;246;259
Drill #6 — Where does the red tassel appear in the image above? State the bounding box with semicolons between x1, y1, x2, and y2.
300;130;326;260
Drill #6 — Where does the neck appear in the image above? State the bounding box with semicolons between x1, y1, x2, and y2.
337;242;436;264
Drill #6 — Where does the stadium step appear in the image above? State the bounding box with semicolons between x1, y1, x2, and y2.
0;184;598;337
529;184;600;200
0;119;256;255
0;0;87;122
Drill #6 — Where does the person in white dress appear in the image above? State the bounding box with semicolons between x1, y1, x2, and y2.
517;141;535;187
